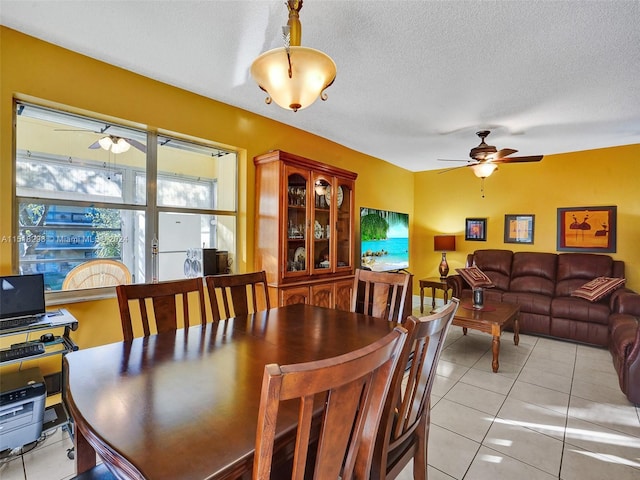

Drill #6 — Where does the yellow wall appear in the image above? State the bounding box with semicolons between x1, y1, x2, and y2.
413;144;640;295
0;27;413;348
2;27;638;350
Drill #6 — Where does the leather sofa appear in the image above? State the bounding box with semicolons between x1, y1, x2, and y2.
447;249;640;404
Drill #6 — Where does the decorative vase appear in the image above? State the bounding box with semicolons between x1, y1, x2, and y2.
438;252;449;279
473;287;484;309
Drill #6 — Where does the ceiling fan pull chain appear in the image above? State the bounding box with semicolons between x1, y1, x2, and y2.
480;177;486;198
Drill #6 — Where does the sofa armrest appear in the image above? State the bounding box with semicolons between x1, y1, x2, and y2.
613;291;640;316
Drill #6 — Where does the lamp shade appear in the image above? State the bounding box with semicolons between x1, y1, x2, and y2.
471;163;498;178
434;235;456;252
250;46;336;112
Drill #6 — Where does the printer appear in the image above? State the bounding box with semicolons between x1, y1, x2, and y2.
0;367;46;451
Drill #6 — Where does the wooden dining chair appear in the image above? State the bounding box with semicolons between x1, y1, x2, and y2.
116;278;207;341
253;326;409;480
365;298;460;480
205;271;270;321
351;269;411;322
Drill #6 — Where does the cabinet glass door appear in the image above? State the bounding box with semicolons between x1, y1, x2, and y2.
285;169;309;276
311;175;331;274
334;180;353;271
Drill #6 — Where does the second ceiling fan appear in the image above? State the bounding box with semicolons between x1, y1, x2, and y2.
440;130;543;178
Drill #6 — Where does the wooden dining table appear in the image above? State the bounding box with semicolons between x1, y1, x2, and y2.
64;303;396;479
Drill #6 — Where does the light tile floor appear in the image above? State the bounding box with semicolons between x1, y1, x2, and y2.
1;301;639;480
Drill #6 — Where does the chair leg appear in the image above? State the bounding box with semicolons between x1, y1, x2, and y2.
413;409;429;480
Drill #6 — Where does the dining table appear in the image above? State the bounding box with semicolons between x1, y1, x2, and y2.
64;303;396;479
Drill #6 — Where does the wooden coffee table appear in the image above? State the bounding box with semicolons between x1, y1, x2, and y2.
453;301;520;373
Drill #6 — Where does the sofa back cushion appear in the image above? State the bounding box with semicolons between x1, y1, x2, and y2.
555;253;615;297
510;252;557;296
470;250;513;291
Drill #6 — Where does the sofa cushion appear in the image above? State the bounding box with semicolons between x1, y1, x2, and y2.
471;250;513;291
551;296;611;325
555;253;614;297
455;266;494;288
571;276;626;302
509;252;557;297
503;292;552;316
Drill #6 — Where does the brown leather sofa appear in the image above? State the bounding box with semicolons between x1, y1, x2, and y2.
448;249;640;404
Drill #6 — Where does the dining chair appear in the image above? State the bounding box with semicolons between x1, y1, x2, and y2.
205;271;270;321
366;298;460;480
351;268;411;322
116;278;207;341
62;259;131;290
253;326;409;480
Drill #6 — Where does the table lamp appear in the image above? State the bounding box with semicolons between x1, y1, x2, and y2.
434;235;456;279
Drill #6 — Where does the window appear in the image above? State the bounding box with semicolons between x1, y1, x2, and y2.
14;102;237;292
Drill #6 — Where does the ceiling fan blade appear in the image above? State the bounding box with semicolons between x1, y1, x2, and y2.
437;158;470;163
438;163;479;174
88;140;101;149
126;138;147;153
492;155;543;164
493;148;517;159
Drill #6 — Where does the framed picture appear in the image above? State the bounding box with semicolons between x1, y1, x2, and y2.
504;214;535;244
557;206;617;253
465;218;487;241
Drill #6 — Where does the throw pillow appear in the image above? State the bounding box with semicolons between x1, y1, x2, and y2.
571;276;626;302
455;266;494;288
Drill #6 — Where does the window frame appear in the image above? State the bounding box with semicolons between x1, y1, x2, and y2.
13;100;238;304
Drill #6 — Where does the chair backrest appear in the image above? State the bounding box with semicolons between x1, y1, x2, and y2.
367;298;459;480
351;269;411;322
116;278;207;341
205;271;270;321
62;259;131;290
253;326;408;480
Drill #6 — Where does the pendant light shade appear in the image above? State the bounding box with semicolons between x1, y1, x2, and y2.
251;46;336;112
250;0;336;112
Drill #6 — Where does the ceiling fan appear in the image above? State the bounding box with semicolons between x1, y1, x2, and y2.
88;135;146;154
55;126;146;154
439;130;543;178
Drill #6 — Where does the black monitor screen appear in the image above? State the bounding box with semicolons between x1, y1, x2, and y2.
0;274;46;319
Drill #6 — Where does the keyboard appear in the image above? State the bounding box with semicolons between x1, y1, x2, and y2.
0;315;43;331
0;342;45;362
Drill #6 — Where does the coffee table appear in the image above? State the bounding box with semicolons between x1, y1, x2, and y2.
452;301;520;373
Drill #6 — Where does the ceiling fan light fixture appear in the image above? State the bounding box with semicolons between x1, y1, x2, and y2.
250;0;336;112
471;162;497;178
112;137;131;154
98;136;113;151
98;135;131;154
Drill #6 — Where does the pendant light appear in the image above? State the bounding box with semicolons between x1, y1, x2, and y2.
250;0;336;112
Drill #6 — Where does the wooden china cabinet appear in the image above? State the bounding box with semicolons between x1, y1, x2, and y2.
254;150;357;310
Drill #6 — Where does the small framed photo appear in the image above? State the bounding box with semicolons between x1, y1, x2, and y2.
465;218;487;241
557;206;616;253
504;214;535;244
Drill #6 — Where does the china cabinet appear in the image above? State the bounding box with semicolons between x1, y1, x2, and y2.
254;150;357;308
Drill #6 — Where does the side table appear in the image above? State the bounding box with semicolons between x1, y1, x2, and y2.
419;277;452;313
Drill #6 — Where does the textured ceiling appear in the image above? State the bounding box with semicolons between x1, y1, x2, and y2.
2;0;639;172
